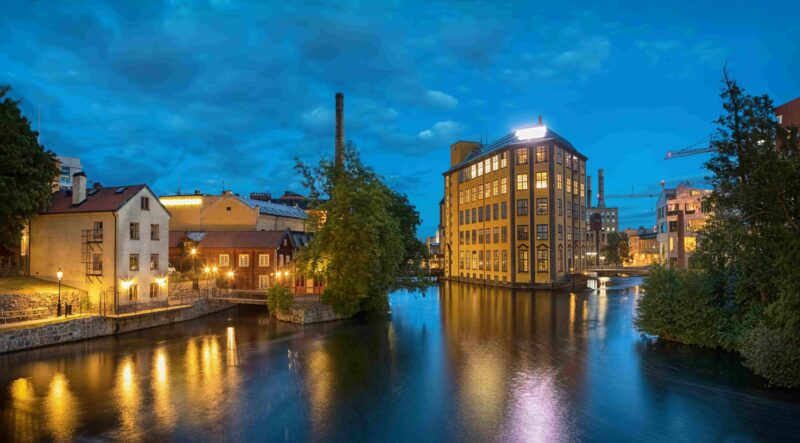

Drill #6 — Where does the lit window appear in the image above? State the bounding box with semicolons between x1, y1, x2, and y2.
518;247;529;273
535;172;548;189
535;145;547;162
500;152;508;168
238;254;250;267
259;254;270;267
501;178;508;194
517;148;528;164
485;184;491;199
557;174;562;190
219;254;230;267
150;254;159;270
566;177;572;193
484;158;491;173
492;180;499;196
537;247;549;272
516;173;528;190
477;161;484;176
492;155;499;171
129;254;139;271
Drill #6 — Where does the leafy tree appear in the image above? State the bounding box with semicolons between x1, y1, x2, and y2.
0;85;58;249
266;284;294;315
603;231;629;266
637;70;800;387
294;142;427;317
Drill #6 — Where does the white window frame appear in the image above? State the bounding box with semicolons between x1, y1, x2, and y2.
219;254;230;267
259;254;270;267
238;254;250;267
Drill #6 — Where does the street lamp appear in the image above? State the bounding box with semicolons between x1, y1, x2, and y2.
56;268;63;317
226;271;235;291
190;247;197;274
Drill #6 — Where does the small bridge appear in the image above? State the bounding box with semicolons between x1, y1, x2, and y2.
208;291;321;305
586;266;650;277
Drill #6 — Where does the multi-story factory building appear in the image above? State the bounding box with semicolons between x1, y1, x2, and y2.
442;121;588;287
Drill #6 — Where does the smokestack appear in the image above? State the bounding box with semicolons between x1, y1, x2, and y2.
72;172;87;205
587;175;592;208
335;92;344;170
597;169;605;208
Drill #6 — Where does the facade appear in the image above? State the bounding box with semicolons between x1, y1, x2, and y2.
160;190;308;233
624;227;659;267
656;185;712;268
423;231;444;273
585;169;619;265
776;97;800;128
54;156;82;191
28;173;171;311
169;230;322;294
442;121;588;287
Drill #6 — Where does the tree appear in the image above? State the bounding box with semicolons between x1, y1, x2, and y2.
603;231;629;266
266;284;294;315
637;70;800;387
294;142;427;317
0;85;58;249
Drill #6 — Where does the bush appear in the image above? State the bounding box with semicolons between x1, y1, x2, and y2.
740;325;800;388
266;285;294;315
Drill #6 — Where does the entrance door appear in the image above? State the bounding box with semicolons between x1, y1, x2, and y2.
258;275;269;289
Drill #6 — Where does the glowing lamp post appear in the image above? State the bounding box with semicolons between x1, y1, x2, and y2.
56;268;63;317
226;271;234;291
190;247;197;274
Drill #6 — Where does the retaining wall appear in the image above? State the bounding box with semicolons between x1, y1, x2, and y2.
275;301;348;324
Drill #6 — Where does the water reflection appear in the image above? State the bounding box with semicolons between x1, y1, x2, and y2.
115;355;141;441
152;347;175;431
8;378;37;442
45;372;78;442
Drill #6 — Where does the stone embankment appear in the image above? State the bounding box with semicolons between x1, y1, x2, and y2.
0;299;233;354
275;301;348;324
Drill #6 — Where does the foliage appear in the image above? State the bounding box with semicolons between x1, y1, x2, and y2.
266;284;294;315
0;85;59;249
294;142;427;317
603;231;630;266
636;70;800;387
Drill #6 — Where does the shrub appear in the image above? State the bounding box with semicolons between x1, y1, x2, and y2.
266;284;294;316
740;324;800;388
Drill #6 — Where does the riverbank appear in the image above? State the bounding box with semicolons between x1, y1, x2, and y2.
0;298;233;354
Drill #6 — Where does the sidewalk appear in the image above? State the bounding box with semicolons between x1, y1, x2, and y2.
0;313;93;331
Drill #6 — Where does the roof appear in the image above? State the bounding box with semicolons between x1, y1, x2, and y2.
41;184;149;214
170;230;293;249
239;197;308;219
443;125;587;174
290;231;314;247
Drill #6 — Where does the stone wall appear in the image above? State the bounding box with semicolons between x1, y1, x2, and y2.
0;289;88;321
275;301;348;324
0;298;233;354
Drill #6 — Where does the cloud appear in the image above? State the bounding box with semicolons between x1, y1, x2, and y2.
418;121;464;143
424;90;458;109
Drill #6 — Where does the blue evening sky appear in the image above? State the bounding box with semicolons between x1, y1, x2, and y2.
2;1;798;236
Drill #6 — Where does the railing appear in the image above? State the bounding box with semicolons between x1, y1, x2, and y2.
0;289;93;325
1;307;50;324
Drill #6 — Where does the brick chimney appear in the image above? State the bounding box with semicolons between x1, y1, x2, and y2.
587;175;592;208
72;172;87;205
597;169;605;208
335;92;344;170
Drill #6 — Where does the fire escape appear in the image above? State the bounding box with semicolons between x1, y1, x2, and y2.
81;226;104;283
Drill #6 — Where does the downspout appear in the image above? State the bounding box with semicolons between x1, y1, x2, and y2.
113;212;118;315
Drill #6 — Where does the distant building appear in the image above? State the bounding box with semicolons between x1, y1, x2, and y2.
423;231;444;272
160;190;308;233
29;173;171;312
442;120;588;287
624;227;659;267
585;169;619;265
54;156;82;191
656;185;712;269
169;230;321;294
776;97;800;128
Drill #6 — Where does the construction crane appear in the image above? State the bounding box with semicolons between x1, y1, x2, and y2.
664;135;716;159
605;177;709;199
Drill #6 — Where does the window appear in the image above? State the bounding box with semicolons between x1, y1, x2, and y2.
573;179;578;195
485;184;491;199
517;148;528;164
501;226;508;243
536;198;548;215
150;254;159;270
494;251;499;272
471;230;476;244
478;229;484;244
492;180;499;196
478;207;484;222
558;246;564;272
501;177;508;194
566;176;572;193
537;247;549;272
502;250;508;272
226;206;232;211
239;254;250;267
141;196;150;210
556;147;563;164
150;282;159;299
459;231;464;245
518;247;529;273
259;254;270;267
128;284;138;301
219;254;230;267
566;154;572;168
493;227;500;243
535;145;547;162
465;251;470;269
485;158;491;173
465;210;470;224
516;173;528;190
471;187;477;201
478;251;484;270
557;173;562;190
500;152;508;168
537;224;548;240
492;155;499;171
580;182;585;198
493;203;499;220
129;254;139;271
477;161;484;176
150;224;160;241
517;225;529;241
472;208;477;222
459;211;463;225
258;275;270;289
501;201;507;219
92;254;102;272
478;184;484;200
465;189;471;203
558;199;563;216
485;205;491;221
472;252;477;270
558;225;563;240
517;199;528;216
535;172;548;189
130;222;140;240
471;164;477;178
459;191;464;205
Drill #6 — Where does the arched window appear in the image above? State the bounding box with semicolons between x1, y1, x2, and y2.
517;245;529;273
536;245;549;273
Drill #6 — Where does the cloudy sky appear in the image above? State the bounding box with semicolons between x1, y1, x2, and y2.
3;1;798;236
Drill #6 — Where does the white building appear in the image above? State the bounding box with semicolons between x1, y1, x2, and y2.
656;184;712;268
54;156;82;191
29;172;171;313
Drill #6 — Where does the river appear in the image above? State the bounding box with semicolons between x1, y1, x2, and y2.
1;277;798;442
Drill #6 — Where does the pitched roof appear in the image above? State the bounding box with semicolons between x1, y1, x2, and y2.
170;230;293;249
239;197;308;219
41;184;148;214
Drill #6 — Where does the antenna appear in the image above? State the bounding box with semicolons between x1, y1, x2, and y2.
37;106;41;143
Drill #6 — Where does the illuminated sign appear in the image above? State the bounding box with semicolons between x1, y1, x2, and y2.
514;126;547;141
160;197;202;207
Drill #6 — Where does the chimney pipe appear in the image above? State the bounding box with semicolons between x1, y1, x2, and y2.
72;172;87;205
597;169;605;208
587;175;592;208
335;92;344;170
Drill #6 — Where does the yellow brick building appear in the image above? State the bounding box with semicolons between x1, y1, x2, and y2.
442;123;588;287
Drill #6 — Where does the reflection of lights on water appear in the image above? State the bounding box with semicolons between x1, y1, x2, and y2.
463;350;506;427
9;377;38;441
307;344;333;435
226;327;239;367
115;355;141;440
152;347;176;430
505;370;571;442
46;372;78;442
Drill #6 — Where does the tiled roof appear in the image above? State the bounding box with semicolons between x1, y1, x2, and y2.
443;126;586;174
170;230;293;249
239;197;308;220
41;184;148;214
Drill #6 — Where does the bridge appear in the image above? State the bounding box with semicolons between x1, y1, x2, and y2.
207;290;321;305
585;266;650;277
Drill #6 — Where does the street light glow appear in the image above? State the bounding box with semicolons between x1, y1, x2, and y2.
56;268;63;281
